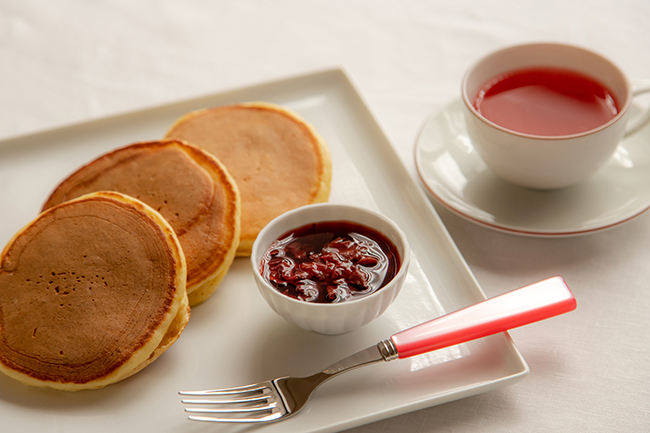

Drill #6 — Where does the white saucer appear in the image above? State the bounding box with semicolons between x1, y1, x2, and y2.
415;98;650;237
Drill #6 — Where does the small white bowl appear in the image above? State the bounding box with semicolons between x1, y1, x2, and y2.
251;203;410;335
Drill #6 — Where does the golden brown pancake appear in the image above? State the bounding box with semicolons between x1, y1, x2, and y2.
0;192;188;390
42;139;241;306
165;102;331;256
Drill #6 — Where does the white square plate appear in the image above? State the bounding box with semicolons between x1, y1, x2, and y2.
0;68;528;432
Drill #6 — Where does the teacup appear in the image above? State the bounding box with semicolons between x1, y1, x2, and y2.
461;42;650;190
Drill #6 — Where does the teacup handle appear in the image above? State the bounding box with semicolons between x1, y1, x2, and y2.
624;80;650;137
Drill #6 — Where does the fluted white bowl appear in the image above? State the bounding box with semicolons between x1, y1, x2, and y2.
251;203;410;335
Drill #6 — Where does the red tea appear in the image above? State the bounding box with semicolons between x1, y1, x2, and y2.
473;67;619;136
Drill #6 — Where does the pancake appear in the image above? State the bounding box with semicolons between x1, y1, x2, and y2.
165;102;332;256
42;139;241;306
0;192;188;390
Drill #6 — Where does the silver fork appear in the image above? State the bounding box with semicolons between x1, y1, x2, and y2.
179;276;576;423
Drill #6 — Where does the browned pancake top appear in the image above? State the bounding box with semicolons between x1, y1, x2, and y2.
43;140;239;289
0;195;179;384
165;104;328;245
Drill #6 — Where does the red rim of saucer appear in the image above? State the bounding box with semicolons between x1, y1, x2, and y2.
413;103;650;238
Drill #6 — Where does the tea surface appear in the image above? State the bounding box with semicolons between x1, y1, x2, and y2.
473;67;619;136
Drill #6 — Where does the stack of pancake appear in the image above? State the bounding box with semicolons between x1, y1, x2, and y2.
0;102;331;390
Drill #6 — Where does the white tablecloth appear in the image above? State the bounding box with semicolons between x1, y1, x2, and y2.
1;1;649;431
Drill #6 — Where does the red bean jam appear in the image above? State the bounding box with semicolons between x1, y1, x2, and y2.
260;221;400;303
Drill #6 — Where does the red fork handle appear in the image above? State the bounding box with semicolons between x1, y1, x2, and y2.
390;276;576;359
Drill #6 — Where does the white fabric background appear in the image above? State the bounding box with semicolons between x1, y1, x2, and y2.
1;1;649;431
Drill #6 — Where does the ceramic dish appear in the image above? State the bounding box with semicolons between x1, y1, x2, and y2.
252;203;411;335
0;69;528;432
415;98;650;236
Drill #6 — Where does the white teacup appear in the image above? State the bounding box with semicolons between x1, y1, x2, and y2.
461;42;650;190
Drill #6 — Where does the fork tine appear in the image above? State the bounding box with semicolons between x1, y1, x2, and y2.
180;383;273;405
186;413;284;423
179;383;269;396
181;394;271;405
184;402;277;414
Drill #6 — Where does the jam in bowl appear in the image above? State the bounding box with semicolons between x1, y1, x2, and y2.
251;203;410;334
261;220;401;304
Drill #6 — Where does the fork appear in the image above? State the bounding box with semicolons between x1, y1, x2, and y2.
179;276;576;423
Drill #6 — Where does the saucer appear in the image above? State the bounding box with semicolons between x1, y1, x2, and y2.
415;98;650;237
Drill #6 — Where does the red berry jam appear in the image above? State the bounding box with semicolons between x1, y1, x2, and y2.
260;221;400;303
